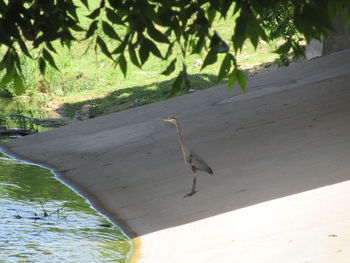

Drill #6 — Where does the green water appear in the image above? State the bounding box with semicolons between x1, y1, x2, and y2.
0;149;132;262
0;99;52;135
0;97;51;117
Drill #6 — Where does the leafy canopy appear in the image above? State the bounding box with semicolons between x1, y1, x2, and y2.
0;0;349;95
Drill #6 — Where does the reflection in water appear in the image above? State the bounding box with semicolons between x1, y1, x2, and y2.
0;150;132;262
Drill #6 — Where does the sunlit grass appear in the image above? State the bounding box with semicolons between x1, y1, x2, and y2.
1;0;283;118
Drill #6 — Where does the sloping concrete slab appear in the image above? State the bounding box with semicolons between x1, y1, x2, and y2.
2;49;350;262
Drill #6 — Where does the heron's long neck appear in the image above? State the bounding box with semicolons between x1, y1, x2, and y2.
173;120;187;154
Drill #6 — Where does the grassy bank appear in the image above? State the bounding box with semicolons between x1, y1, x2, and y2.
1;1;285;119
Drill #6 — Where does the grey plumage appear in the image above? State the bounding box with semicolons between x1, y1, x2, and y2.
188;151;213;175
158;117;213;197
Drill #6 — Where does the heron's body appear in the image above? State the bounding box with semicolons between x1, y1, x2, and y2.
158;117;213;197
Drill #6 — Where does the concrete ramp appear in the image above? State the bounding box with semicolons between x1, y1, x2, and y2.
2;49;350;262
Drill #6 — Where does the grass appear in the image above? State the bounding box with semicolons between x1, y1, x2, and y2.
1;1;283;119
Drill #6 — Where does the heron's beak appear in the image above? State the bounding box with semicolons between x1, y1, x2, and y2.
157;117;169;121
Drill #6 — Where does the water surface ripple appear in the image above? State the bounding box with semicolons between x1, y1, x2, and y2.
0;149;131;263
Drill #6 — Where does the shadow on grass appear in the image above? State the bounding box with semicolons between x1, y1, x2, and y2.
59;73;223;118
58;59;283;118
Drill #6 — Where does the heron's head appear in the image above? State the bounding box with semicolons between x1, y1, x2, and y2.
157;117;177;123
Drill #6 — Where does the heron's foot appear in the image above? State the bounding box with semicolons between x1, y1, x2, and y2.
184;190;198;198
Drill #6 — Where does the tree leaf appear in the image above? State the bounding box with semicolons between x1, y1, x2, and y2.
217;53;233;82
42;49;59;71
291;41;305;58
78;0;89;8
227;69;238;90
207;7;217;24
86;7;100;19
85;20;98;39
70;23;85;32
222;0;234;17
99;0;105;8
232;3;266;52
167;72;183;98
39;57;46;75
237;69;247;92
13;53;22;75
275;39;292;54
213;31;230;53
118;53;127;77
106;8;123;25
0;67;15;86
147;25;169;43
164;41;174;59
108;0;123;9
201;50;217;70
139;38;163;64
128;43;141;68
0;50;13;72
167;64;190;97
139;42;150;66
173;22;182;42
102;21;121;41
13;71;25;95
182;63;190;90
17;37;32;58
161;58;177;75
66;2;79;21
3;19;19;38
246;15;267;49
46;42;57;53
248;28;259;50
96;36;111;58
0;23;12;46
210;31;221;48
192;36;206;54
112;33;130;54
145;38;163;59
232;13;247;53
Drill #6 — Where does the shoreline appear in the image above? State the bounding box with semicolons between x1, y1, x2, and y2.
0;145;140;262
2;49;350;262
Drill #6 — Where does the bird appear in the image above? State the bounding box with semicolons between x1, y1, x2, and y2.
157;117;213;197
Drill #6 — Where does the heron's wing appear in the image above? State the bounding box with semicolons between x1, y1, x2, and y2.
189;151;213;175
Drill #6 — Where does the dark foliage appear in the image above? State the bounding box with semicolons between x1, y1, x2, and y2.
0;0;349;95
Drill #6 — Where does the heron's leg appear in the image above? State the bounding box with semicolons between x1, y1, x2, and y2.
184;172;197;197
191;172;197;193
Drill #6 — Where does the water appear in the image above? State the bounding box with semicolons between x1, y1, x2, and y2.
0;96;67;135
0;148;132;262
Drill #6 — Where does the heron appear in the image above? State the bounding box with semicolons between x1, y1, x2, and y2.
158;117;213;197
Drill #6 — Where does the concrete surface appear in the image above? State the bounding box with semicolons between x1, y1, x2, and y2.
306;39;322;60
2;49;350;262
